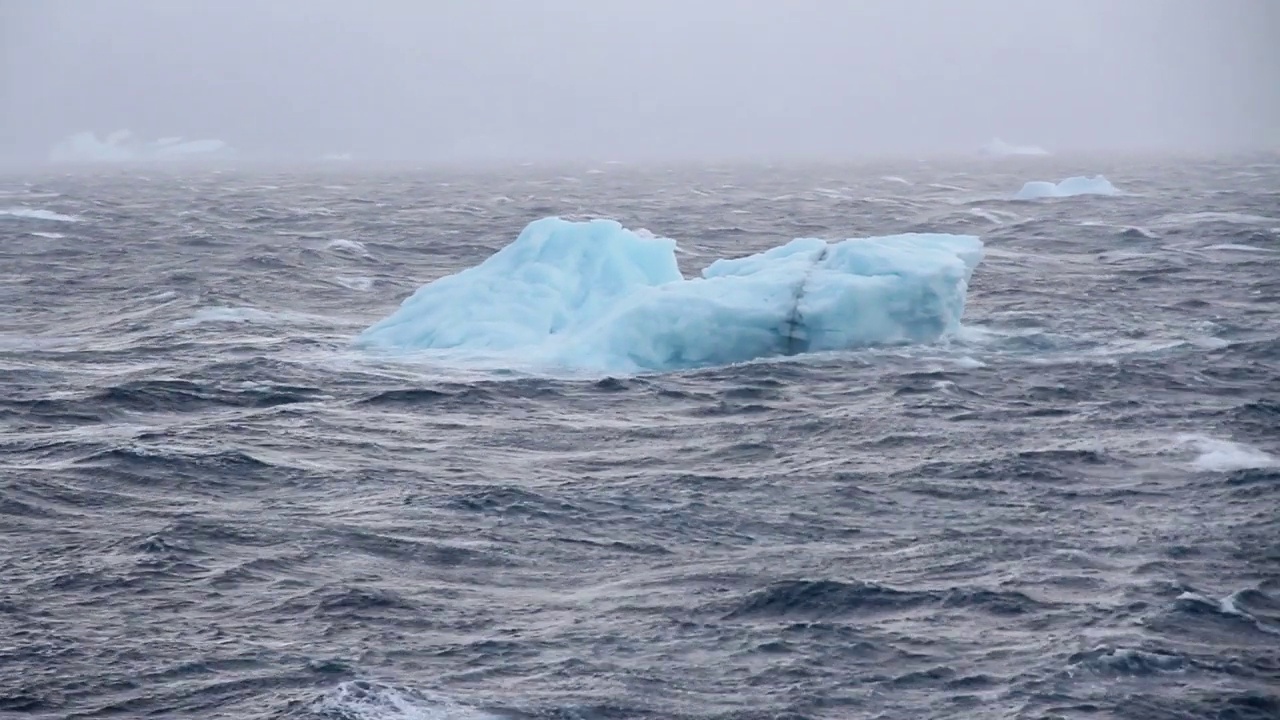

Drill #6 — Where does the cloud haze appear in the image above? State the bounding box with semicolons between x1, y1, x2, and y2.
2;0;1277;164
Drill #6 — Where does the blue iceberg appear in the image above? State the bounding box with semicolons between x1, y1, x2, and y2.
356;218;984;374
1014;175;1118;200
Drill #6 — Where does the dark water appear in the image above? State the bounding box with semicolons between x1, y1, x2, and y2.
1;155;1278;720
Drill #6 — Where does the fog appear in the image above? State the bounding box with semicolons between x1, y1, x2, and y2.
2;0;1277;164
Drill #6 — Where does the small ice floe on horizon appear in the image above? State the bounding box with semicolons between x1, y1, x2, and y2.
1014;176;1118;200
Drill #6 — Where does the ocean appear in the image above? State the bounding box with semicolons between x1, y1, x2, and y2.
1;154;1277;719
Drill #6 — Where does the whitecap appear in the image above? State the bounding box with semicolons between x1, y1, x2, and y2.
968;208;1004;224
325;238;370;255
0;207;80;222
336;276;375;292
175;306;333;328
1177;435;1278;472
311;681;496;720
1203;243;1276;253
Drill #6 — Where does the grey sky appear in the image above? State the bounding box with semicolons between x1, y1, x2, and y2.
2;0;1277;164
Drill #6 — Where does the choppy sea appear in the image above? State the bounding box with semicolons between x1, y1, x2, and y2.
1;154;1278;720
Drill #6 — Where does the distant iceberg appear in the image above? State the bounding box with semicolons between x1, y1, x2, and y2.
357;218;984;375
48;130;234;164
1014;175;1118;200
152;138;230;157
980;138;1050;157
48;131;136;163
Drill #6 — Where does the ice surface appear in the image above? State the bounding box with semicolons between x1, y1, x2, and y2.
357;217;984;374
49;130;233;164
980;138;1050;156
1014;175;1118;200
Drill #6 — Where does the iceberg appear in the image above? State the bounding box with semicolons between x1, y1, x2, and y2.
356;218;984;375
1013;175;1118;200
48;131;138;163
980;138;1050;157
48;130;234;164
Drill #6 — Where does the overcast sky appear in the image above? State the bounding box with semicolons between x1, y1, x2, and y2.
2;0;1277;163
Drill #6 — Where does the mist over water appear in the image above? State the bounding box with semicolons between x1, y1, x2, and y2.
2;0;1278;165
